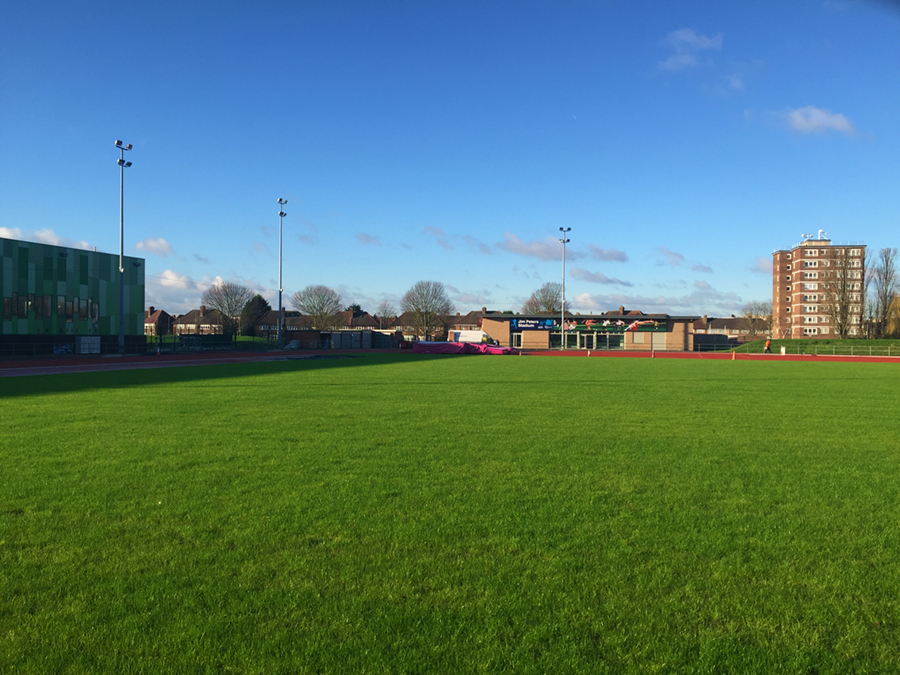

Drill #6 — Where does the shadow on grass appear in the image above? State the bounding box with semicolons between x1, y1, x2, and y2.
0;353;477;399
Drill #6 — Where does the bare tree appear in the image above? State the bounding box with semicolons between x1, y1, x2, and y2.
887;295;900;338
522;282;568;315
820;247;865;338
740;300;772;337
872;247;898;338
292;285;343;329
375;300;397;329
401;281;453;340
201;281;254;338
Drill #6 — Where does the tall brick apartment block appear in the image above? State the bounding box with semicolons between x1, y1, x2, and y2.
772;232;866;339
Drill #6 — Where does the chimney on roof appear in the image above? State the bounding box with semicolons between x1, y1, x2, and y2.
199;305;206;317
618;305;625;314
702;314;708;325
482;307;486;313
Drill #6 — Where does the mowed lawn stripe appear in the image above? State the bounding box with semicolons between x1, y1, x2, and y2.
2;355;899;673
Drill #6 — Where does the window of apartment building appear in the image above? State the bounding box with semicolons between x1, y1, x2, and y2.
803;294;818;302
821;260;830;267
803;306;817;313
820;327;829;334
785;307;791;312
785;286;791;292
786;254;791;259
806;249;818;256
804;316;817;323
804;260;818;267
786;265;791;270
803;272;818;279
66;299;74;322
2;297;10;321
803;327;819;335
850;249;861;256
57;295;65;317
34;294;42;320
44;295;52;318
17;293;27;319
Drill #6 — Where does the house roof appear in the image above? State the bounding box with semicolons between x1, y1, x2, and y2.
176;308;223;325
144;309;172;325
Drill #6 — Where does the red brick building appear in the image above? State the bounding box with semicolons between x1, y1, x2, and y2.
772;232;866;339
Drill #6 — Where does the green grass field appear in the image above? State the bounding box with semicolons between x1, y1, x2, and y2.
2;355;900;674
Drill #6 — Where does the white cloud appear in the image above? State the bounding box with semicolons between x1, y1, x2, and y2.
498;232;584;262
750;257;772;275
656;246;685;266
424;226;451;250
783;106;855;134
462;235;491;255
570;267;633;287
158;269;195;290
569;281;742;316
0;227;23;239
659;28;723;71
253;242;269;254
727;74;744;90
357;233;381;246
135;237;174;257
588;244;628;262
692;263;714;273
32;228;92;250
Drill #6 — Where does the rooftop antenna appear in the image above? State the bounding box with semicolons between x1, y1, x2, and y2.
818;229;827;240
801;233;812;241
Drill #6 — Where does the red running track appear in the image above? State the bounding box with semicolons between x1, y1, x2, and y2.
1;348;897;379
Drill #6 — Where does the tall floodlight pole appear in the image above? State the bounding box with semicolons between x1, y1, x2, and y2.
277;198;287;349
559;227;571;350
115;140;133;354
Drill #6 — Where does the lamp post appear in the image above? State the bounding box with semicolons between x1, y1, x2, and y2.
277;198;287;349
559;227;571;350
115;140;132;354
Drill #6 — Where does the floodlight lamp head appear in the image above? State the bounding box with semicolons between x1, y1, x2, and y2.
117;159;125;166
278;198;287;205
124;161;132;168
125;144;132;150
115;140;123;147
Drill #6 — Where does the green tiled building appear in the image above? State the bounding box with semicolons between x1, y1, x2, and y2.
1;236;145;340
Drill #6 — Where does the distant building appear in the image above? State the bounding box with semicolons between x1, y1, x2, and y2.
175;305;223;335
144;307;175;336
772;232;866;338
481;308;698;351
1;236;144;345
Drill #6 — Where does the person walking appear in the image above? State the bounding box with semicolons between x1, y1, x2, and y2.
764;338;772;354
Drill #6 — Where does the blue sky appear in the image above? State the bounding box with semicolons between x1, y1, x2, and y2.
2;0;898;316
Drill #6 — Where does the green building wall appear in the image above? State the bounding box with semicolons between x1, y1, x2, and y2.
1;237;145;337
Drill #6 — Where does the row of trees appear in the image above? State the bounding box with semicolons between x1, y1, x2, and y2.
200;279;456;338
